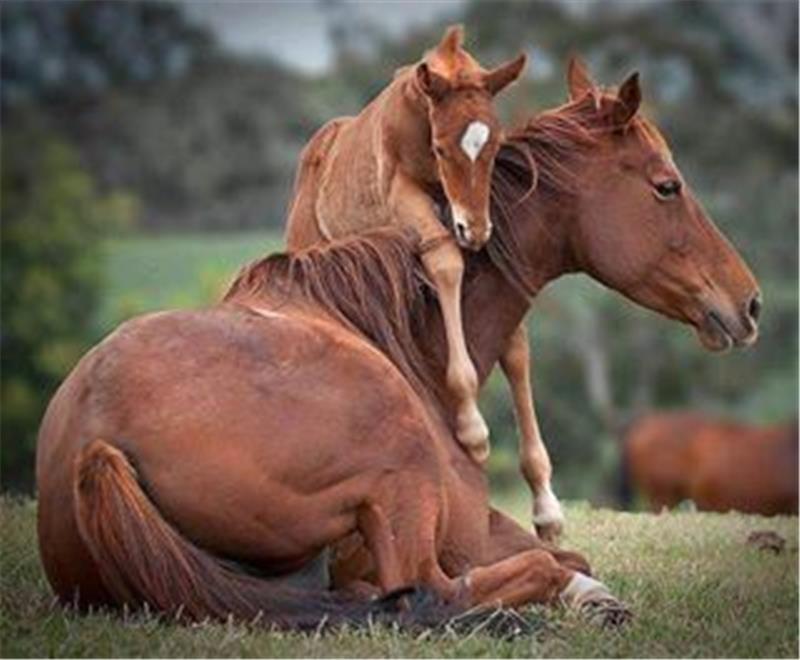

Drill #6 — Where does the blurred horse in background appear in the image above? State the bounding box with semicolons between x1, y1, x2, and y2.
621;412;798;515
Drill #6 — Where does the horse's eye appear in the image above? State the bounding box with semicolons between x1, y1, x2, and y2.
654;180;682;199
433;145;446;159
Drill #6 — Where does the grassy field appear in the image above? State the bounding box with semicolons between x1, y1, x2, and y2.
2;495;797;658
98;231;282;332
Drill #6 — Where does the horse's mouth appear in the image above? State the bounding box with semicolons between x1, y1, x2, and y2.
697;310;734;352
696;308;756;352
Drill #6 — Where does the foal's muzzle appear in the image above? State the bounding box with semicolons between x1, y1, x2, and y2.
452;208;492;251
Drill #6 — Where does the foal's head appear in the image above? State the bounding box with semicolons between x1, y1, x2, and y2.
560;59;761;350
415;25;526;250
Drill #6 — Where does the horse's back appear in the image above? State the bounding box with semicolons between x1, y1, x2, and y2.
36;304;442;603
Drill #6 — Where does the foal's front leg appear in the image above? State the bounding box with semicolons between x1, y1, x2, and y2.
499;322;565;542
421;240;489;461
388;174;489;462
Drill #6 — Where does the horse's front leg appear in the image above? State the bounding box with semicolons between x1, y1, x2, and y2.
499;322;564;542
428;547;630;628
457;508;630;626
388;174;488;462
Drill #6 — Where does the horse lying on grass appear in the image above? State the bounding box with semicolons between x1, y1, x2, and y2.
621;412;797;514
36;61;758;631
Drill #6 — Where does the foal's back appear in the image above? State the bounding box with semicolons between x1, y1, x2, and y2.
285;76;414;249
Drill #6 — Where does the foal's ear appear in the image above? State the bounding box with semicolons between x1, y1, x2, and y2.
611;72;642;127
567;55;596;101
436;24;465;57
416;62;451;101
484;53;527;96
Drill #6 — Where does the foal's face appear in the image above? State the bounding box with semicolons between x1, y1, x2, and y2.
427;89;502;250
573;75;761;351
415;26;526;251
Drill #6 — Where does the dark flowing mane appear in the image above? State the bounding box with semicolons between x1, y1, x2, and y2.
224;228;442;404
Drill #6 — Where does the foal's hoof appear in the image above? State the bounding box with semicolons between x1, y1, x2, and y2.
456;410;490;464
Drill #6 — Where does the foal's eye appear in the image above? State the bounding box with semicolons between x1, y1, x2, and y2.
433;145;446;159
654;179;682;199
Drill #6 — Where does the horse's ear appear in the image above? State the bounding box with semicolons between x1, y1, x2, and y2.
611;71;642;127
416;62;451;101
483;53;527;96
436;24;464;57
567;55;596;101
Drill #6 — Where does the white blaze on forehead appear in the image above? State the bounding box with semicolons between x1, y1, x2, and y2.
460;121;490;162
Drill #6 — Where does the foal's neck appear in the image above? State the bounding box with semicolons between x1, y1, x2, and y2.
379;74;439;186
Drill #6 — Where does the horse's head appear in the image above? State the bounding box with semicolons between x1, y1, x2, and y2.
560;58;760;351
416;25;526;250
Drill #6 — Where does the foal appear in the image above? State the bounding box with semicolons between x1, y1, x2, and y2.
285;25;526;463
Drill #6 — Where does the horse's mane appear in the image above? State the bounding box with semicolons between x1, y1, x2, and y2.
224;93;644;402
487;91;664;298
224;228;441;403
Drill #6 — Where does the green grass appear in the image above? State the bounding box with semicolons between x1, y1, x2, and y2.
2;495;797;658
98;231;282;332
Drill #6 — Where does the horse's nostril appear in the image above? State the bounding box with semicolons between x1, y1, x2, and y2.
747;292;762;323
455;223;468;243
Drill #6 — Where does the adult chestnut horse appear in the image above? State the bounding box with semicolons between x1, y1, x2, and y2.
287;55;763;542
621;412;798;514
36;61;759;628
286;25;527;464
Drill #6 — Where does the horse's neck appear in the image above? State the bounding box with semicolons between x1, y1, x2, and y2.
459;194;574;382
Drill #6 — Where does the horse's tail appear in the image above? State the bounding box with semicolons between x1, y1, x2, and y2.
73;439;455;630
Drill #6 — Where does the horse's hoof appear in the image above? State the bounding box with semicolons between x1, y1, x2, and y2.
580;597;633;629
559;573;631;629
534;519;563;544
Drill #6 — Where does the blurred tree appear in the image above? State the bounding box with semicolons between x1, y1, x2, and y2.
1;123;135;492
1;0;215;107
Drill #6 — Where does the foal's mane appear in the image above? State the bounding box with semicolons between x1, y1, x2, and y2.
224;93;657;402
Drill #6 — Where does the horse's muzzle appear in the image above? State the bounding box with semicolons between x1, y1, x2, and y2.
698;293;760;351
